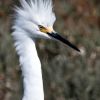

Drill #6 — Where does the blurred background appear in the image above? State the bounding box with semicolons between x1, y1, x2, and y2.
0;0;100;100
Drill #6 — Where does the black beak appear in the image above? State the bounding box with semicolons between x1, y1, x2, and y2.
47;32;80;52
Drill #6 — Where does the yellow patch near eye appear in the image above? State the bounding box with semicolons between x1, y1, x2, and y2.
40;27;48;33
39;25;53;33
46;26;54;33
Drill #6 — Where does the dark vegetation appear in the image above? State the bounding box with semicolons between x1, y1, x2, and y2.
0;0;100;100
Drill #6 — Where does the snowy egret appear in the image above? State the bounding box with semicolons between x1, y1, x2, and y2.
12;0;80;100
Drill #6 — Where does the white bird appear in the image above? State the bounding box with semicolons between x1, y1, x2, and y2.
12;0;80;100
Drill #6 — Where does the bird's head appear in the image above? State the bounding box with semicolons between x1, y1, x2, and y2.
13;0;80;52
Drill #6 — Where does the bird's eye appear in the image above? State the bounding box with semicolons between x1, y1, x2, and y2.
38;25;47;33
38;25;45;29
38;25;54;33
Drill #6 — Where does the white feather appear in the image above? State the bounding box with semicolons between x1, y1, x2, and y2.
13;0;56;34
12;0;56;100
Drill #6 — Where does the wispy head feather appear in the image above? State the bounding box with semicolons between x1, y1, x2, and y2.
16;0;56;26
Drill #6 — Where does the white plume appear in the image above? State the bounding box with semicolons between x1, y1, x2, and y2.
12;0;56;39
14;0;56;26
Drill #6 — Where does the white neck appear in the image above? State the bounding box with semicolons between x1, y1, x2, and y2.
15;36;44;100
